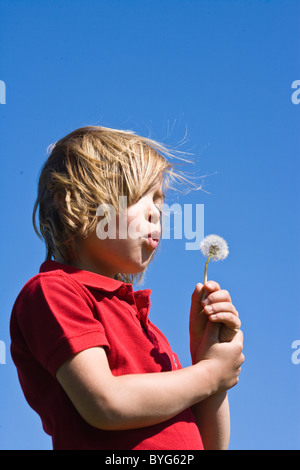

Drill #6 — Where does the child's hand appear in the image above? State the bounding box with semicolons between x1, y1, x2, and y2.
194;321;244;393
189;281;241;363
201;281;241;343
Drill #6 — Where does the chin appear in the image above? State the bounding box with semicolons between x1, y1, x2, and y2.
123;257;153;276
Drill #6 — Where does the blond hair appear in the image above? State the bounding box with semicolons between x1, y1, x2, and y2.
33;125;189;283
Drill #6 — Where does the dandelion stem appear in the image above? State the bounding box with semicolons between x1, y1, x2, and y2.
204;253;212;284
201;253;212;301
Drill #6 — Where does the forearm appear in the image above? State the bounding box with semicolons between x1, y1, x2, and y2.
57;337;243;434
85;363;215;431
192;392;230;450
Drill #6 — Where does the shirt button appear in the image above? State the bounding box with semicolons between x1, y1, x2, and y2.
118;286;127;297
138;308;148;324
140;308;147;317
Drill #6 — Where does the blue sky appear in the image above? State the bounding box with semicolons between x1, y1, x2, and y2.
0;0;299;450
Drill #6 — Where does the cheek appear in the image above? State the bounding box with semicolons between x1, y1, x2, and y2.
127;204;145;220
123;207;147;240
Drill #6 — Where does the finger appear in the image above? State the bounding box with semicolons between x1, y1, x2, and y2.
203;301;239;317
208;312;241;332
231;329;244;349
219;325;244;344
191;283;204;309
202;289;232;306
201;281;221;301
219;326;239;343
192;283;204;298
203;281;221;293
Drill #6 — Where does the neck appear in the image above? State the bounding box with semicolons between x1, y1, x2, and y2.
53;252;116;279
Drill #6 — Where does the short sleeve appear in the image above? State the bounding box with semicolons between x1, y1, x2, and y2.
13;273;110;377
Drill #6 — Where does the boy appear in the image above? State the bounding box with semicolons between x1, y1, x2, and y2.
10;126;244;450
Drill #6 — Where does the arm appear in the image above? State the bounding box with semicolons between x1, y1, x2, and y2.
56;346;213;431
192;392;230;450
189;281;243;450
56;324;244;431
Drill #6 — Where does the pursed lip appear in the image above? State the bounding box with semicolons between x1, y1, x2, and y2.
141;230;161;250
148;229;161;242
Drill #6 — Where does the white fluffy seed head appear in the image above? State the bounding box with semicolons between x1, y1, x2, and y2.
200;234;229;261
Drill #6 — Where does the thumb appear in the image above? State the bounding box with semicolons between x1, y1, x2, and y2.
190;283;204;316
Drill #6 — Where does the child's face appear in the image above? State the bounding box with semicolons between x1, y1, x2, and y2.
77;179;164;278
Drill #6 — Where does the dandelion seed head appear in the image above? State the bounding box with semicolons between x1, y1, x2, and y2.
200;234;229;261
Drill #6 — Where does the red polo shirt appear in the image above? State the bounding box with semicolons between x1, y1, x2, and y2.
10;260;204;450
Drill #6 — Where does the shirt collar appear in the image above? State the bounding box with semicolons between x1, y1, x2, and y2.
39;260;125;292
